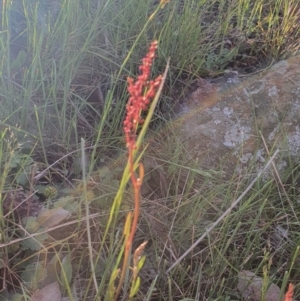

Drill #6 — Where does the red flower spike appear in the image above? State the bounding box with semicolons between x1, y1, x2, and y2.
284;283;294;301
123;40;161;146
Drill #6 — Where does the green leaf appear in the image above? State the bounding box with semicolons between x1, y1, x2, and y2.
98;166;111;179
107;268;120;300
137;255;146;271
20;219;48;251
34;185;48;195
62;200;79;212
92;194;112;209
102;178;119;189
15;172;28;186
23;216;39;232
10;50;27;70
21;262;46;290
129;276;141;298
53;196;76;209
20;231;48;251
61;255;72;290
9;153;22;169
9;154;33;170
22;156;34;167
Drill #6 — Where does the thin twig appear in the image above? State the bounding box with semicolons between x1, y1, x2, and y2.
165;149;279;274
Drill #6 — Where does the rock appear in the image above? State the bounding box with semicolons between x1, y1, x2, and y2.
237;270;281;301
174;55;300;178
31;281;61;301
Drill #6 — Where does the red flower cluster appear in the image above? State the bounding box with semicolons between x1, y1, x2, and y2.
123;40;162;148
284;283;294;301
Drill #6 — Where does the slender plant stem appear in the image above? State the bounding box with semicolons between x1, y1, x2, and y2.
81;138;98;293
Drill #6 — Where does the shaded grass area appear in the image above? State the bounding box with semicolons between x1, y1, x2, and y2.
134;129;300;300
0;0;300;300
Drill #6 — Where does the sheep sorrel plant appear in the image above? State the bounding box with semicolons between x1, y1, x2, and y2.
105;41;169;300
